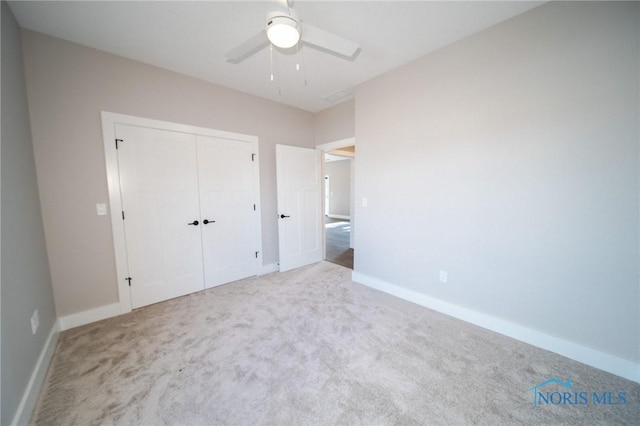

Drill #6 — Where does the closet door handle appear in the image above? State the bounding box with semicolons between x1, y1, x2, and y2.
280;214;290;219
188;220;199;226
203;219;215;224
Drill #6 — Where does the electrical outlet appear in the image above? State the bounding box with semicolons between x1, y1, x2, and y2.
31;309;40;335
439;270;448;283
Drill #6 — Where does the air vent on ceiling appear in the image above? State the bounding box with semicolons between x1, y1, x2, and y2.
323;89;352;103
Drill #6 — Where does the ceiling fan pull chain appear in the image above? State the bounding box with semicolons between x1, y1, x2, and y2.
270;44;282;96
270;44;274;82
302;41;308;86
296;42;300;71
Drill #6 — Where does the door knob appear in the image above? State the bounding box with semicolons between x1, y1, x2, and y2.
188;220;199;226
280;214;290;219
203;219;215;224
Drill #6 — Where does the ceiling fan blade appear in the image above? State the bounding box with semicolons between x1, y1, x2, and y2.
224;31;269;64
300;23;360;60
275;0;294;9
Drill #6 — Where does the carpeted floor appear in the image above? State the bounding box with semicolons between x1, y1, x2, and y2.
32;262;639;425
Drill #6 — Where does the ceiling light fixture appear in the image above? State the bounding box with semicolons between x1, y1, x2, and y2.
266;11;300;49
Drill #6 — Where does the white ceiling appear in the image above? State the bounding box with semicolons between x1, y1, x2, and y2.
9;1;543;113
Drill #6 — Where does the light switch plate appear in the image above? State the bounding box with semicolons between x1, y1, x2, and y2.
96;203;107;216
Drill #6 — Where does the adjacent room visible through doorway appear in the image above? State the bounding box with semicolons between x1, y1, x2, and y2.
324;147;354;269
325;217;353;269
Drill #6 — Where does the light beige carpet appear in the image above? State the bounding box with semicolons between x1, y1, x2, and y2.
32;262;639;425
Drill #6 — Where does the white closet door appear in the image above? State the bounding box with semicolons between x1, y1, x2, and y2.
276;144;323;271
116;124;204;308
197;135;258;288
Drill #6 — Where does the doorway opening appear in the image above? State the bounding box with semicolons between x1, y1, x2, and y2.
322;143;355;269
325;216;353;269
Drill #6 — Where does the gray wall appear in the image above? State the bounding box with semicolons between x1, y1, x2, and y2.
354;1;639;363
1;3;57;424
314;99;355;145
325;160;352;217
21;30;316;317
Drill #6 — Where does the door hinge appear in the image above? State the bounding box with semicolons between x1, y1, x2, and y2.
115;138;123;149
122;211;125;220
253;204;256;211
255;251;259;258
251;153;256;162
125;277;132;286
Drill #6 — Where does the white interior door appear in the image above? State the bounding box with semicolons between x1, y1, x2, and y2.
197;135;259;287
116;124;205;309
276;144;323;272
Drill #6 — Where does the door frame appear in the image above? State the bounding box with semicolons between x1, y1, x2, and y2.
316;137;356;249
101;111;262;314
324;175;330;216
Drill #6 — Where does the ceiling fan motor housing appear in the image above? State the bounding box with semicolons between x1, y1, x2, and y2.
266;10;301;49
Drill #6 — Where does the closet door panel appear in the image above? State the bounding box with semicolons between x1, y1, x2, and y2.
117;124;205;308
197;135;258;288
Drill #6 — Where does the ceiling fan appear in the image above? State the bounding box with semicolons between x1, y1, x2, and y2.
224;1;360;64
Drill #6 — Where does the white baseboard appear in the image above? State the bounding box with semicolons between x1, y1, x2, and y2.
259;263;279;275
11;321;60;426
327;214;350;220
58;267;283;331
58;302;124;331
352;271;640;384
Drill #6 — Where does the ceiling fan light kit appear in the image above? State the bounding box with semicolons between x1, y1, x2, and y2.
266;11;300;49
